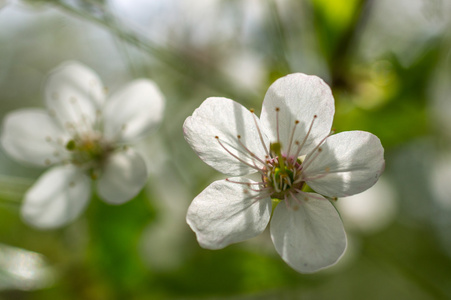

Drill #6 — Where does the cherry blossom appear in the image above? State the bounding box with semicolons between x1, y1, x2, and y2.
1;61;165;229
183;73;384;273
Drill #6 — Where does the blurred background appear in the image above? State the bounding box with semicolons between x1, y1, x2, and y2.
0;0;451;299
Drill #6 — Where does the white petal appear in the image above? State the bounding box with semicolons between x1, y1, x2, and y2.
45;61;105;128
304;131;385;198
186;178;272;249
21;165;91;229
1;109;69;167
97;147;148;204
260;73;335;156
270;192;347;273
103;79;165;143
183;97;270;176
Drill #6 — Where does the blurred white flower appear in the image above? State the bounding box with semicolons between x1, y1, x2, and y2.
431;155;451;211
1;61;165;229
337;177;397;233
0;243;54;291
183;73;385;273
360;0;451;66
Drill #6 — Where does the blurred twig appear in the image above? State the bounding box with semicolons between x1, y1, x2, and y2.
329;0;374;89
268;0;291;74
49;0;258;104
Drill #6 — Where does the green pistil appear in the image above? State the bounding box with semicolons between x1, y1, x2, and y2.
270;142;286;173
266;142;305;200
66;140;76;151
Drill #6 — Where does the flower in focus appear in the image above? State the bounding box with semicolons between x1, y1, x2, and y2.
183;73;385;273
1;61;165;229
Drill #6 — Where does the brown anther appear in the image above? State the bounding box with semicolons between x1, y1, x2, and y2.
295;141;300;145
250;108;255;113
295;120;300;124
275;107;280;112
318;148;323;152
237;135;241;139
215;136;219;139
313;114;317;118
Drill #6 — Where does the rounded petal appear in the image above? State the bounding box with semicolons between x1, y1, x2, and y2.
103;79;165;143
260;73;335;156
186;178;272;249
21;165;91;229
304;131;385;198
270;192;347;273
1;109;69;167
97;147;148;205
183;97;270;176
45;61;105;128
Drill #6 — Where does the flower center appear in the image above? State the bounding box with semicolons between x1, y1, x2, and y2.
263;142;304;200
65;132;114;178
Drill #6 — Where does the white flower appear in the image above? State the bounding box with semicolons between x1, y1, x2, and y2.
183;73;385;273
1;61;165;229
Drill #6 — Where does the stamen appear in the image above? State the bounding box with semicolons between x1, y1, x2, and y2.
286;120;300;157
275;107;280;143
301;127;332;172
302;167;331;181
289;191;303;206
69;96;93;134
294;189;326;201
236;135;270;168
284;194;291;209
250;110;270;157
43;135;67;164
215;136;265;175
293;115;317;159
301;147;323;172
225;178;265;186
